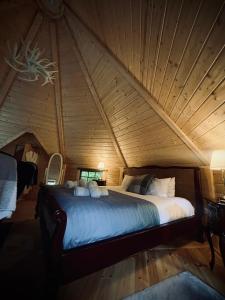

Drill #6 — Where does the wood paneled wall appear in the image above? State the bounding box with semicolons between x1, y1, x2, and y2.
213;170;225;199
1;132;49;184
57;19;122;185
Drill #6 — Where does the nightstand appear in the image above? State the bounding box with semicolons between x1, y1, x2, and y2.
203;199;225;269
95;179;106;186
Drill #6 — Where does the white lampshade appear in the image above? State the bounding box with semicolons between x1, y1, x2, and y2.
210;150;225;170
97;161;105;170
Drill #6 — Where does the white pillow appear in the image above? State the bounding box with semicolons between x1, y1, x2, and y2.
121;175;134;190
147;177;171;197
168;177;175;197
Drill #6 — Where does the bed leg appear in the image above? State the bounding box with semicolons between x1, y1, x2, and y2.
195;226;205;243
44;264;60;299
42;262;60;300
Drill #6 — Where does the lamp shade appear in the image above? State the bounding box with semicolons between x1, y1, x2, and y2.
97;161;105;170
210;150;225;170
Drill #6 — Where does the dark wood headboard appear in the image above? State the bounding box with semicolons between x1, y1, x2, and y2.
124;166;203;216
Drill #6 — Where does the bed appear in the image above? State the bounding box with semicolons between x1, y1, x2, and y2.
37;166;204;285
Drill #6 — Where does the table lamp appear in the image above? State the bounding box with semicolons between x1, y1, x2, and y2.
97;162;105;180
210;150;225;200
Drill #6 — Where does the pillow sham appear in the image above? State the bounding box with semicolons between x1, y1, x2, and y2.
127;174;154;195
121;175;134;190
146;177;171;197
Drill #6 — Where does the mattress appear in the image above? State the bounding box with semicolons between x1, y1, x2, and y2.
47;186;194;250
109;186;195;225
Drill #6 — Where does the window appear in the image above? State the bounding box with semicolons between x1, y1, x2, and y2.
79;168;103;182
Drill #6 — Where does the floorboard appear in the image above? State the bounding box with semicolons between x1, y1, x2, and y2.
0;197;224;299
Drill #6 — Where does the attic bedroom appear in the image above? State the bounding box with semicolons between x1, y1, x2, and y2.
0;0;225;299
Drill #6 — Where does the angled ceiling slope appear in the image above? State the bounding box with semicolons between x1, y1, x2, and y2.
3;0;223;183
64;5;208;166
57;19;123;174
0;10;58;154
66;0;225;156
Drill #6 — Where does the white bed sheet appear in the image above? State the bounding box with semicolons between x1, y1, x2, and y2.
108;186;195;225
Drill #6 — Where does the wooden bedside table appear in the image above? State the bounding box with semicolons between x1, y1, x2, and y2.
94;179;106;186
204;199;225;269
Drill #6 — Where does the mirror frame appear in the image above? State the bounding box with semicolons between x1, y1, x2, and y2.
45;152;63;185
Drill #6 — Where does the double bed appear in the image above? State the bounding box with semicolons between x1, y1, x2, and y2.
37;166;204;285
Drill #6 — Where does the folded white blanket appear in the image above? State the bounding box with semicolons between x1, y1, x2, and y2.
74;186;90;196
88;180;98;188
99;186;109;196
65;180;78;188
89;186;101;198
73;180;109;198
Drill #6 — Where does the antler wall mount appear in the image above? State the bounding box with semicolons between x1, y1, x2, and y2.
5;41;58;86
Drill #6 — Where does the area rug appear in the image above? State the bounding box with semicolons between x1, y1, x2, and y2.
123;271;225;300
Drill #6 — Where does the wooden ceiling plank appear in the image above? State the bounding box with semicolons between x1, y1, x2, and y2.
49;21;65;156
162;0;203;112
64;16;128;167
152;0;183;101
64;3;209;166
169;1;225;121
0;11;43;110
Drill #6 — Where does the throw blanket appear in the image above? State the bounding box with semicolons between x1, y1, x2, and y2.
46;187;160;249
0;153;17;220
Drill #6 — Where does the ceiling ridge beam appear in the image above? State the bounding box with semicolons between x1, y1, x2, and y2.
63;16;128;168
0;11;43;110
65;3;209;166
49;20;65;156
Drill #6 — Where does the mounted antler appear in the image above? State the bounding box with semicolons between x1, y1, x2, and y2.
5;41;58;86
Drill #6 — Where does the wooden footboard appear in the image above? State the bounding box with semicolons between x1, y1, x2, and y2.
38;186;67;262
60;215;201;284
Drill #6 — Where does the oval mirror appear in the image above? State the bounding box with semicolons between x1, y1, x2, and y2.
45;153;63;185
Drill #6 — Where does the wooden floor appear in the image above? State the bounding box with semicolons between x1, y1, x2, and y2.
58;240;225;300
5;198;225;299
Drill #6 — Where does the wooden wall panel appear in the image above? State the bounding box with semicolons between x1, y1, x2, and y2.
1;132;49;184
57;20;122;185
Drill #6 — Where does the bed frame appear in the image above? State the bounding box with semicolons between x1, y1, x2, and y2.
37;166;204;286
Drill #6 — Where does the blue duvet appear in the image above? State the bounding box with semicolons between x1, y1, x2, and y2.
49;187;160;250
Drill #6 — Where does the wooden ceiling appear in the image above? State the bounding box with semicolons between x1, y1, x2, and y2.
0;0;225;183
